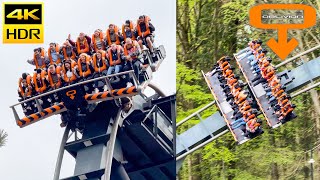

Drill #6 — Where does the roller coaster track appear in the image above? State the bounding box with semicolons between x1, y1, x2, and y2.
10;41;176;179
53;83;170;180
176;44;320;169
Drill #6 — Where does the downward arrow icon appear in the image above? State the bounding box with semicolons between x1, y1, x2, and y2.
249;4;317;61
266;27;298;60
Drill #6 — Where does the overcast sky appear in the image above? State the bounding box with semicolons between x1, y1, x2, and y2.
0;0;176;179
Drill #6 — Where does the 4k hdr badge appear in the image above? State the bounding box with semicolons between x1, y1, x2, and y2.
2;2;44;43
249;4;317;60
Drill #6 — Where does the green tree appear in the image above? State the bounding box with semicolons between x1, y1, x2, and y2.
177;0;320;179
0;129;8;148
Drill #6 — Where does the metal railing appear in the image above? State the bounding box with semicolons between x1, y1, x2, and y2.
275;44;320;68
292;81;320;98
177;101;216;127
143;49;154;66
274;44;320;98
10;70;140;122
103;109;122;180
176;129;229;161
142;105;174;154
142;105;173;136
11;70;137;107
144;46;165;71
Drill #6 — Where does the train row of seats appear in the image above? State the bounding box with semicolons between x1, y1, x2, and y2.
237;40;296;124
209;56;263;138
18;15;158;117
27;15;156;69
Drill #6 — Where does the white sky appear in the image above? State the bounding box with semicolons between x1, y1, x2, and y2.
0;0;176;179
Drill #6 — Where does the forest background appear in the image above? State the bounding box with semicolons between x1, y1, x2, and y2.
177;0;320;179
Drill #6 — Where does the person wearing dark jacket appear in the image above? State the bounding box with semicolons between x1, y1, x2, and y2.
136;15;156;56
68;33;92;55
122;38;143;87
105;24;123;47
122;20;138;43
18;73;37;115
61;41;77;60
27;48;50;70
91;50;108;92
107;44;124;75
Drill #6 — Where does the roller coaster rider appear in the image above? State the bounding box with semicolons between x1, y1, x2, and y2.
46;64;62;104
68;33;92;55
238;39;263;60
27;47;50;70
91;50;109;92
48;43;63;66
18;73;37;115
122;20;138;42
61;59;78;86
106;24;123;47
76;53;95;93
137;15;156;57
123;38;143;87
61;41;77;60
91;29;106;53
107;43;124;76
33;69;52;108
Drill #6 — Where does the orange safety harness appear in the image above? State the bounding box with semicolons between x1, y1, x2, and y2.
106;25;120;46
108;46;122;66
92;31;105;52
77;55;92;78
220;61;229;69
137;16;151;37
62;46;76;60
256;52;266;60
122;21;136;40
18;75;32;97
47;66;62;89
33;48;46;69
124;41;139;59
76;37;90;54
62;61;77;83
92;51;107;73
48;44;62;65
33;70;47;93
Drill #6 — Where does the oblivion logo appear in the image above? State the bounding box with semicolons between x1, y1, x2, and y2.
262;15;304;19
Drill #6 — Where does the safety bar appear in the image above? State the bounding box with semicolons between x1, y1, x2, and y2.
143;49;154;66
15;103;66;127
275;44;320;68
10;70;136;108
144;46;165;72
